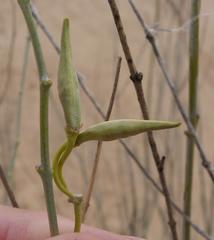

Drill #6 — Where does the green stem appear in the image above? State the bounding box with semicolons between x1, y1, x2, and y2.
73;194;83;232
17;0;59;236
18;0;47;80
183;1;201;240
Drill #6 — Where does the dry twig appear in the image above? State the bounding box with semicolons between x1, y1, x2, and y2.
128;0;214;183
107;1;178;239
83;57;122;220
0;164;19;208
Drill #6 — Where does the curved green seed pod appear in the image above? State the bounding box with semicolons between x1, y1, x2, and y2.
75;119;180;146
58;18;81;131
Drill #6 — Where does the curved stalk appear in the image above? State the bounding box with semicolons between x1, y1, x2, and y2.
52;134;82;232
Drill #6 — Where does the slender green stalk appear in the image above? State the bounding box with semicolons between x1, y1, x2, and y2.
17;0;58;236
73;194;83;232
18;0;47;80
183;1;201;240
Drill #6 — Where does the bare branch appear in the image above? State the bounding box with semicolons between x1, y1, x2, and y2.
128;0;214;183
7;36;30;184
83;57;122;220
0;0;17;104
107;1;178;239
0;164;19;208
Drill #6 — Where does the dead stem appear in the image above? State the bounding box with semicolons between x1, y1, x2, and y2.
108;1;178;239
83;57;122;220
0;164;19;208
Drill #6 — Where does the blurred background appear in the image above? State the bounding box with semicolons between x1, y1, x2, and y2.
0;0;214;239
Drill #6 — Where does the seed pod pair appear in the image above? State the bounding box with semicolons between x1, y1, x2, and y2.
54;18;81;203
54;17;181;233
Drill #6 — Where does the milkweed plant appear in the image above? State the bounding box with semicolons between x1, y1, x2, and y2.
17;0;180;234
53;18;180;232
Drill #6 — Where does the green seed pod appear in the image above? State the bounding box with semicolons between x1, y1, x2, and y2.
58;18;81;131
75;119;180;146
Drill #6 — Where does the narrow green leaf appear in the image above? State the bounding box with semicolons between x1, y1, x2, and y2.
75;119;180;146
58;18;81;131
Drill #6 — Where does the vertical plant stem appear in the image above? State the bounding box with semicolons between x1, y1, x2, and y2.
141;1;161;235
183;1;201;240
0;164;19;208
82;57;122;220
207;185;214;235
73;194;83;232
17;0;58;236
126;149;138;235
0;0;17;104
6;36;30;185
107;1;178;239
0;0;17;175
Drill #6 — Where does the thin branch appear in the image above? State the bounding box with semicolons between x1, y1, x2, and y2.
106;57;122;120
119;140;212;240
18;0;58;236
207;183;214;235
128;0;214;183
141;1;162;234
107;1;178;239
165;0;182;22
126;148;138;235
0;164;19;208
6;36;30;184
0;0;17;104
31;5;60;53
83;57;122;220
30;9;212;239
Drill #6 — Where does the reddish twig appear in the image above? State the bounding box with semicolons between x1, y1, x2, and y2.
83;57;122;220
0;164;19;208
107;1;178;239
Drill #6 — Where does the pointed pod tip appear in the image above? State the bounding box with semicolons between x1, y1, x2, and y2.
170;121;181;127
61;18;71;49
63;18;70;27
18;0;30;5
62;18;70;35
152;120;181;129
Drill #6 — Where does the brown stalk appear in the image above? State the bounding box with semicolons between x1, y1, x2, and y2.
0;164;19;208
107;1;178;239
82;57;122;220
